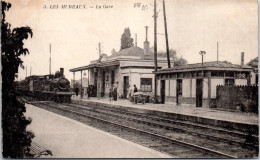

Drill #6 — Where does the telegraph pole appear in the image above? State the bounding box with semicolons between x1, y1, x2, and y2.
26;66;27;77
163;0;171;68
30;67;32;76
98;42;101;57
49;43;51;75
217;41;219;62
199;51;206;77
154;0;158;103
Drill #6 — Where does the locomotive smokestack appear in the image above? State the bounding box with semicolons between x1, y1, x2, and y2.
60;68;64;77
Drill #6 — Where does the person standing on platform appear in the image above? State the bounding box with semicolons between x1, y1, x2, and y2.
75;87;79;97
109;87;113;102
134;85;138;93
113;84;118;101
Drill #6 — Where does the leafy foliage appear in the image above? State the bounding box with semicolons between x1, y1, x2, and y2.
158;49;187;66
120;27;134;50
2;1;34;158
174;56;187;66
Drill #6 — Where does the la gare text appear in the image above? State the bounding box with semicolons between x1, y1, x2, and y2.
45;5;113;9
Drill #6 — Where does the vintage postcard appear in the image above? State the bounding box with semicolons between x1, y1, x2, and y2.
2;0;258;158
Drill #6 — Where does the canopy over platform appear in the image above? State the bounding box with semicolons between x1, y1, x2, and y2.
69;60;120;72
154;61;253;74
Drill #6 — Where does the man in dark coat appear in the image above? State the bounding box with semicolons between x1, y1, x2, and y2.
134;85;138;93
75;87;79;97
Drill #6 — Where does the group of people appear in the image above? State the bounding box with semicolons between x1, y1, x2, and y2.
74;83;138;100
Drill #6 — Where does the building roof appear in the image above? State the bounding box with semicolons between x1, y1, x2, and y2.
70;46;168;72
154;61;253;74
109;46;144;58
108;46;167;60
70;60;120;72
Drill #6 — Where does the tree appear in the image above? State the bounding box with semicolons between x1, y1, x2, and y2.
158;49;187;66
174;56;187;66
120;27;134;50
2;1;34;158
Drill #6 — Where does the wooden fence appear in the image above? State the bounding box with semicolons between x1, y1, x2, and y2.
216;85;258;113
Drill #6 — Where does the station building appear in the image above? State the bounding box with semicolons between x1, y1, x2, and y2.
69;38;169;99
154;61;253;108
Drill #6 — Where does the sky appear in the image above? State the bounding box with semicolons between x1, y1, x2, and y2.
5;0;258;81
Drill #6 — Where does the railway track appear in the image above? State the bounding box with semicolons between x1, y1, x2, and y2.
71;101;258;144
69;102;258;158
29;101;258;158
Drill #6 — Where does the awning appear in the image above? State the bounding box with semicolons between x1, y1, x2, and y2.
154;67;253;74
69;60;120;72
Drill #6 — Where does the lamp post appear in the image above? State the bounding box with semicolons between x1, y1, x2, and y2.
199;51;206;77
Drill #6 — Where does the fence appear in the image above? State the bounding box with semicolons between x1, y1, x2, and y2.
216;85;258;113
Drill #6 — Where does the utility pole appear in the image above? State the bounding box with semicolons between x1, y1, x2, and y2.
199;51;206;77
26;66;27;77
163;0;171;68
98;42;101;57
154;0;158;103
49;43;51;75
30;67;32;76
217;41;219;62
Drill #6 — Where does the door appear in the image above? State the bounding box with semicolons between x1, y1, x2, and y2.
111;71;115;87
102;71;105;97
94;72;98;95
123;76;129;99
160;80;165;104
196;79;203;107
176;79;182;105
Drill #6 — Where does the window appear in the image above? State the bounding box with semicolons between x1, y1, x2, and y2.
225;79;234;86
225;71;234;77
140;78;152;92
212;71;224;77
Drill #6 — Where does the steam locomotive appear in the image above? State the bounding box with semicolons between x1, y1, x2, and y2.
15;68;74;103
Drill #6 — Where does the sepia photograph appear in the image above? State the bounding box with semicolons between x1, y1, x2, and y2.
1;0;259;158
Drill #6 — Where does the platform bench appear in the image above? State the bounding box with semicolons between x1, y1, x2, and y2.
29;141;53;158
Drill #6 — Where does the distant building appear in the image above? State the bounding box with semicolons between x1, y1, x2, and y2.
154;61;253;107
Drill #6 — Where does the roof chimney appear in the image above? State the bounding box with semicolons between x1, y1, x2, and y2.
241;52;244;66
144;26;150;55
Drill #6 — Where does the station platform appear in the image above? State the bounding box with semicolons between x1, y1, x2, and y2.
72;96;258;133
24;104;172;158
